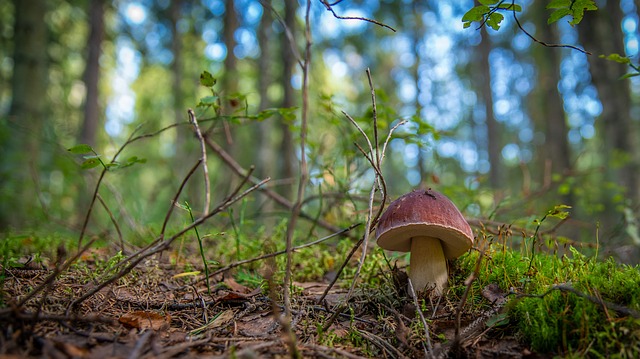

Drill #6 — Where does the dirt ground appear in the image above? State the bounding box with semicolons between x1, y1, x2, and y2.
1;256;536;359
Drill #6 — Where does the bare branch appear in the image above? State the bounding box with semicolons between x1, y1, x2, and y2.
320;0;396;32
188;109;211;215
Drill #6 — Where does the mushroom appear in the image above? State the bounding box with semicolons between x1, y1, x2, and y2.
375;189;473;295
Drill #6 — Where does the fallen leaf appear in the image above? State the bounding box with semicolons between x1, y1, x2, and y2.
119;311;171;330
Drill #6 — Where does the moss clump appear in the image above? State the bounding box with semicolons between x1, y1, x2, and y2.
454;245;640;356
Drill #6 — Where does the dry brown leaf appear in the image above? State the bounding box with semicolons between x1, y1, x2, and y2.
119;310;171;330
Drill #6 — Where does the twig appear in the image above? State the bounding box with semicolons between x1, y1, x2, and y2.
509;2;591;55
160;159;202;237
407;278;434;358
187;109;211;215
319;0;396;32
96;193;125;252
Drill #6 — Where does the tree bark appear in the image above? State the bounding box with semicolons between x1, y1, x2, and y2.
578;1;639;233
257;0;274;178
79;0;105;147
529;6;571;198
1;0;49;228
280;0;297;199
478;26;502;190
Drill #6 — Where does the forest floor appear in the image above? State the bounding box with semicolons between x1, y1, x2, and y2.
0;246;537;359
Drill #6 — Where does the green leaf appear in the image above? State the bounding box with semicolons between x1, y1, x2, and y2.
620;72;640;80
81;158;101;169
462;5;489;23
548;8;571;24
548;204;571;219
478;0;498;5
600;53;631;64
546;0;570;9
68;144;93;154
569;0;597;25
198;95;219;107
497;3;521;12
546;0;597;26
199;71;216;87
486;12;504;31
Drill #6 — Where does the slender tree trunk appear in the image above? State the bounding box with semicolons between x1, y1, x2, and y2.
1;0;48;228
578;1;639;236
529;7;571;199
170;0;187;168
257;0;274;177
280;0;297;199
79;0;105;147
478;26;502;190
411;3;427;186
222;0;238;128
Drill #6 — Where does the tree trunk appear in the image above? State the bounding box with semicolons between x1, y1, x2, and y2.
529;6;571;200
79;0;105;148
280;0;297;199
1;0;48;228
257;0;274;178
170;0;187;169
478;26;502;190
577;1;639;236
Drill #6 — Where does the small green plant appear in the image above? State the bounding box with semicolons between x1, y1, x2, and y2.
177;201;212;297
68;144;146;170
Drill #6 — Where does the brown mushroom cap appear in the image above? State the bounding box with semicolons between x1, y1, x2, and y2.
375;189;474;259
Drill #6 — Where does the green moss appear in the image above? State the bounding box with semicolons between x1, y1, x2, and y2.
454;244;640;356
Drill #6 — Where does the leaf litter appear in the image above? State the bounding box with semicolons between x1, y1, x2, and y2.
0;250;535;358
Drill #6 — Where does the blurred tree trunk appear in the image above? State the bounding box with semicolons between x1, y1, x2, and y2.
222;0;238;133
0;0;48;228
411;3;427;186
478;26;502;190
529;6;571;201
170;0;187;168
578;1;639;235
279;0;297;199
257;0;274;178
76;0;106;224
255;0;275;220
79;0;105;148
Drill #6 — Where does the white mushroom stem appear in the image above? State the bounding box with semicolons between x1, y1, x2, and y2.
409;236;448;296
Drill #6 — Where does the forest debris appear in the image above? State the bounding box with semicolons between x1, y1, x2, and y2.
189;309;235;335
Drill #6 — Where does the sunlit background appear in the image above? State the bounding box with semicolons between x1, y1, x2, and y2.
1;0;639;262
